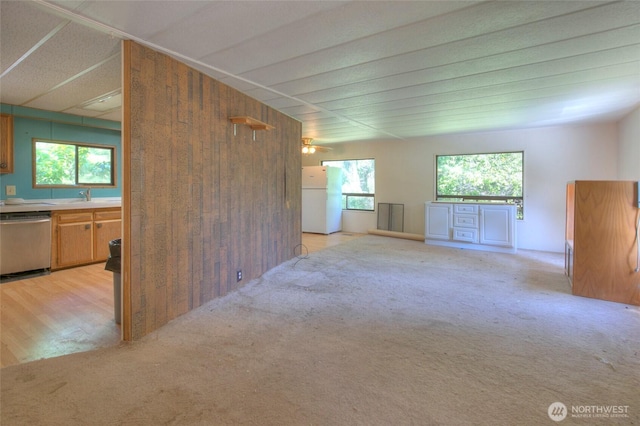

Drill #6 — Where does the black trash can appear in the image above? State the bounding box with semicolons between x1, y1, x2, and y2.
105;239;121;324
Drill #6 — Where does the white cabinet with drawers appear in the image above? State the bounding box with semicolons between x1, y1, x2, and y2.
452;204;479;243
425;202;516;253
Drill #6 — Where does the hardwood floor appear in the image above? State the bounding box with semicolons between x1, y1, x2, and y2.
0;232;363;368
298;231;364;255
0;263;121;368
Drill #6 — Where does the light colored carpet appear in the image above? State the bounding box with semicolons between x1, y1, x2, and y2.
2;235;638;425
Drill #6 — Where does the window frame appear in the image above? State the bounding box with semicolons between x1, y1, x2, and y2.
32;138;117;188
321;158;376;211
435;151;524;219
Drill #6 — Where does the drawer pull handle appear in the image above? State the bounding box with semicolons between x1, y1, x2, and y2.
85;224;91;230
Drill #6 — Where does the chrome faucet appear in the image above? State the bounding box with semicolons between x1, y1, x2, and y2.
80;188;92;201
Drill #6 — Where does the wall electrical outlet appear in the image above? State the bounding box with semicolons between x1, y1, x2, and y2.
236;270;242;282
6;185;16;196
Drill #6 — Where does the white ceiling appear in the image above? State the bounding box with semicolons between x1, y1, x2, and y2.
1;0;639;144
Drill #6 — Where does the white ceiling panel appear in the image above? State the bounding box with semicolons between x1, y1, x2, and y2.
148;1;349;62
312;56;640;112
309;67;639;124
25;55;121;113
200;1;479;75
0;61;75;105
49;0;212;40
0;1;66;74
348;78;639;123
255;97;308;110
97;109;122;122
268;22;639;97
23;22;119;77
235;1;611;85
1;0;638;144
299;45;640;107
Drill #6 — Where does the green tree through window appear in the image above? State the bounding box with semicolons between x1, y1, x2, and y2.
436;152;524;219
34;140;115;187
322;159;375;210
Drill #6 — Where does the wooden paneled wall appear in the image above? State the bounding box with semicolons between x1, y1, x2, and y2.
121;41;301;340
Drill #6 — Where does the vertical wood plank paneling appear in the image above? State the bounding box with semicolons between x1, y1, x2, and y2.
121;40;133;341
122;41;301;339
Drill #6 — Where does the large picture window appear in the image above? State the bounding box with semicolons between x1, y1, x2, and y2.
321;159;375;211
33;139;116;187
436;151;524;219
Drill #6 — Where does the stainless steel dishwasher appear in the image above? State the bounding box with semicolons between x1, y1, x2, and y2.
0;211;52;278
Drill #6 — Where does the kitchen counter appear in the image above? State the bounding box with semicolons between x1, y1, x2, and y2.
0;198;121;213
429;200;513;205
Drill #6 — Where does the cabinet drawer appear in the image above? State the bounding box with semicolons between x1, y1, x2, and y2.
56;212;93;223
452;227;478;243
454;204;478;214
94;209;121;221
453;214;478;228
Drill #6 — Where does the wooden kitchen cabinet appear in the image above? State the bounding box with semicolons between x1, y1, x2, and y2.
51;208;121;270
58;217;94;268
0;113;14;174
94;209;122;261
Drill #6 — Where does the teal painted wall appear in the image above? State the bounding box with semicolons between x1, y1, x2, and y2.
0;104;121;201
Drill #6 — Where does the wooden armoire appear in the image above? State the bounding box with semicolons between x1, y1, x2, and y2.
565;180;640;305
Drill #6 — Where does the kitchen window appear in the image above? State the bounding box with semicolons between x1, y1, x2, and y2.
436;151;524;219
33;139;116;187
321;159;375;211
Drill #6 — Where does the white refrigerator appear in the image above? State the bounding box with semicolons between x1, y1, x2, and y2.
302;166;343;234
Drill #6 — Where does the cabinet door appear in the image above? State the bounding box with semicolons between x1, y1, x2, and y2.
479;205;515;247
0;114;14;174
425;203;452;240
58;222;94;267
94;219;121;261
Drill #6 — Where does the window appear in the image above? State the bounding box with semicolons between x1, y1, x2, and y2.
436;151;524;219
33;139;116;187
321;159;375;211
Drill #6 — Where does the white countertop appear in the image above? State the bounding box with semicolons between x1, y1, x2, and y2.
0;198;121;213
428;200;513;206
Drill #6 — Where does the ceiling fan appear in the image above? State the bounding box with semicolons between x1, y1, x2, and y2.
301;138;331;154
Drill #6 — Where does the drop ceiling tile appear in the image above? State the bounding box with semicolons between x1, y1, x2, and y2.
26;56;121;112
0;62;74;105
94;109;122;122
0;1;67;73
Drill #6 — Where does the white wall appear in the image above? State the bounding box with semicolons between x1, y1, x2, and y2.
303;123;619;252
617;107;640;180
